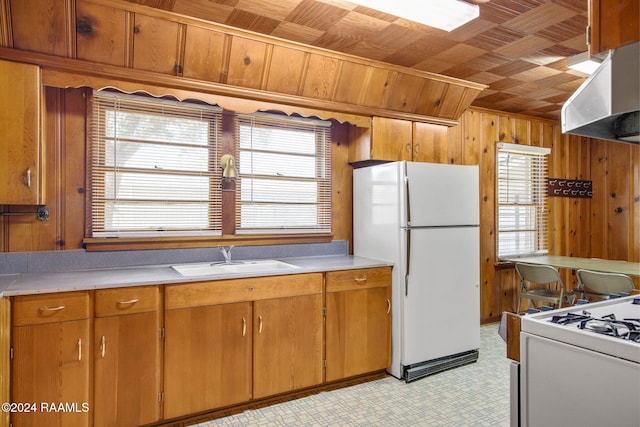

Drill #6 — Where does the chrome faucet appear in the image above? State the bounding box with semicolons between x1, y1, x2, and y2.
219;246;234;264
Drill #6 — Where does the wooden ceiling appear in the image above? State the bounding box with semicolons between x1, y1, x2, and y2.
124;0;591;121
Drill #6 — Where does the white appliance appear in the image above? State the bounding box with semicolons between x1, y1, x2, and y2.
353;161;480;381
519;296;640;427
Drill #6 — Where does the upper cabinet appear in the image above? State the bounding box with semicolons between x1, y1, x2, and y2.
349;117;452;163
349;117;413;162
6;0;485;125
0;60;43;205
589;0;640;55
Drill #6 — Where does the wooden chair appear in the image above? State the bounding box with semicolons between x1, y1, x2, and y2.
515;262;575;314
575;269;635;300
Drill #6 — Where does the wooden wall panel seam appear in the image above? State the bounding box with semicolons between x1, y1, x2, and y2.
0;0;11;47
260;43;273;91
124;11;134;68
65;0;76;58
296;51;310;96
175;22;187;77
219;33;232;85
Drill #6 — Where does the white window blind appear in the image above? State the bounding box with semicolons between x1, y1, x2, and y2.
496;142;550;257
235;112;332;234
89;91;222;237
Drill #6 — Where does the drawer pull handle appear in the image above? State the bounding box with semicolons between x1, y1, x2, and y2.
39;305;65;312
354;277;368;283
77;339;82;361
242;317;247;337
117;299;139;305
258;315;263;334
25;168;32;189
387;298;391;314
100;336;106;358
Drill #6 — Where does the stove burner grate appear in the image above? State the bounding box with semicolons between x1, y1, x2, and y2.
544;299;640;345
550;312;591;325
578;317;640;339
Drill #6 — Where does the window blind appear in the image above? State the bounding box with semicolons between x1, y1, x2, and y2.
235;112;332;234
496;142;550;257
89;91;222;237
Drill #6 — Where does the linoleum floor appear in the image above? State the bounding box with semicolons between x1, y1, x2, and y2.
193;324;510;426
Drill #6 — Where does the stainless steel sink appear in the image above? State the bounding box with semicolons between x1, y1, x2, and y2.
171;260;299;277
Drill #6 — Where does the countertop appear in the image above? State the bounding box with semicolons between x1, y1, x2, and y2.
0;255;392;297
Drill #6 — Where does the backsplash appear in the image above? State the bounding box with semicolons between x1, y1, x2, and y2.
0;241;348;274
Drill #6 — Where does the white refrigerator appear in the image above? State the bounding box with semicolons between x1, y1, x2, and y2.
353;161;480;381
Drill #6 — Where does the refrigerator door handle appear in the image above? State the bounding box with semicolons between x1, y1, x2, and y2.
404;166;411;226
405;228;411;296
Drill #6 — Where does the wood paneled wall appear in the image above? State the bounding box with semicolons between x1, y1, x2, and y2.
1;88;86;252
444;109;639;322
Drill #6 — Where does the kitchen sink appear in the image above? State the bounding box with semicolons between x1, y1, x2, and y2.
171;260;300;277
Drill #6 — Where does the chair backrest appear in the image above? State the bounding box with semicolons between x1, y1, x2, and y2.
515;263;563;286
576;269;635;295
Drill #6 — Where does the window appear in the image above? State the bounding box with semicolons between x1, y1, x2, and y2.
89;91;222;237
235;113;332;234
496;142;550;257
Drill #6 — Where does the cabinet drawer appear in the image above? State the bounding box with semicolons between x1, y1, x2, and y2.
12;291;90;326
95;286;160;317
326;267;392;292
166;273;323;310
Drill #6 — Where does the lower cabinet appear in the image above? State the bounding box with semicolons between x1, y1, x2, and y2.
253;294;323;398
325;267;392;382
10;292;90;427
93;286;162;427
6;267;390;425
163;273;323;418
163;301;253;418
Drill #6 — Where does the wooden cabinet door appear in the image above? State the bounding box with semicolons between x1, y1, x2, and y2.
325;287;391;382
589;0;640;55
163;302;252;419
371;117;413;161
76;0;128;67
412;122;451;163
0;59;42;205
253;294;323;399
132;13;180;75
183;26;226;82
11;319;90;427
94;312;161;427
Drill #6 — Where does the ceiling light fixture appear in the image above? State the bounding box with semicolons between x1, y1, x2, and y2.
349;0;480;32
567;51;602;75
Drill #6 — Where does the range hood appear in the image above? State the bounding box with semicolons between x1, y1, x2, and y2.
561;41;639;144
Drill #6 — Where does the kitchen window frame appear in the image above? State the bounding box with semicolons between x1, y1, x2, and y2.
84;92;334;251
495;142;551;259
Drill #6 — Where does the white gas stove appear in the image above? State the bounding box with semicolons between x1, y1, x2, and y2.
518;296;640;427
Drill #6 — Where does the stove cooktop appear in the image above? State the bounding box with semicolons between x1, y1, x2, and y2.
521;296;640;363
549;300;640;343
